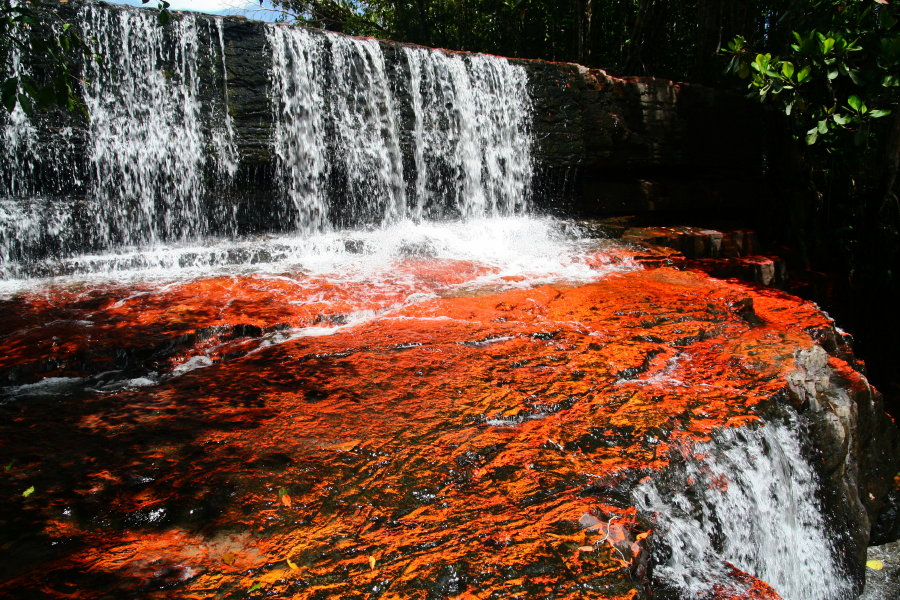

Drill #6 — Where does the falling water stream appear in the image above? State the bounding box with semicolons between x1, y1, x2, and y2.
0;3;865;599
636;413;853;600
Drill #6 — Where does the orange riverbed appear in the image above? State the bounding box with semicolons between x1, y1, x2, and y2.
0;252;856;599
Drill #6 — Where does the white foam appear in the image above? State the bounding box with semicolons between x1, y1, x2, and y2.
636;413;854;600
0;216;635;298
3;377;86;400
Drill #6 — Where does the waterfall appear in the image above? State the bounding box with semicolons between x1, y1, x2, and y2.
80;4;237;247
636;412;854;600
269;25;330;232
0;8;82;271
0;4;236;277
0;32;39;199
403;48;532;219
267;26;532;228
327;34;407;225
0;2;533;280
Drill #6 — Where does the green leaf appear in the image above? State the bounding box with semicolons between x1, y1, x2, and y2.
22;486;35;498
806;128;818;145
4;459;14;473
781;61;795;78
248;582;263;592
833;113;851;125
817;119;828;134
1;77;18;113
848;95;866;113
752;53;771;73
797;66;811;83
827;69;839;80
17;93;33;117
727;36;746;52
869;109;892;119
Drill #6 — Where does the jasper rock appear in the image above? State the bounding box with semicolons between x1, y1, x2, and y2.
1;257;897;599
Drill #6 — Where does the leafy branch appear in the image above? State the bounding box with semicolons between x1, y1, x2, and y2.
0;0;173;115
724;3;898;151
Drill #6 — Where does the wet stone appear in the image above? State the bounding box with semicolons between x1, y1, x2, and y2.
859;541;900;600
0;260;896;600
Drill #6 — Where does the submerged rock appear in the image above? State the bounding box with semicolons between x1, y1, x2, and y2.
0;257;896;599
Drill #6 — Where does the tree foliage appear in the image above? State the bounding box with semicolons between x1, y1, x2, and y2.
0;0;172;115
723;1;899;268
725;1;897;150
265;0;759;80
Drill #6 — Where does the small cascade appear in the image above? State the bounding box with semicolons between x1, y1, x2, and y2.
0;4;236;276
0;33;39;199
269;25;330;232
636;413;854;600
267;26;532;229
268;27;409;230
326;33;407;225
80;4;237;247
0;11;82;270
404;48;532;219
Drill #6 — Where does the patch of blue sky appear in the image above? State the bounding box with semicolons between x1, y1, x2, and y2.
106;1;284;21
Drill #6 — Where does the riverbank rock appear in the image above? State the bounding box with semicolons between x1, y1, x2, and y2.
860;540;900;600
1;257;896;599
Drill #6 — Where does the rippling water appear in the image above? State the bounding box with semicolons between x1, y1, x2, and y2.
0;216;635;297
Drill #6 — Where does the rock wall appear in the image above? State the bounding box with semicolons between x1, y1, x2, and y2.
220;18;768;217
786;342;900;584
521;60;768;216
29;1;768;221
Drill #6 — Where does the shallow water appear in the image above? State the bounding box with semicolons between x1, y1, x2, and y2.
0;216;854;599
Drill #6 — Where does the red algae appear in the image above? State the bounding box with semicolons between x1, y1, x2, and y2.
0;258;851;599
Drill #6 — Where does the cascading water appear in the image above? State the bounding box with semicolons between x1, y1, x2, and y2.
403;48;533;219
0;8;81;269
268;25;330;232
267;25;532;230
0;3;236;277
269;26;409;229
636;411;855;600
0;29;39;199
326;33;407;224
1;3;533;279
80;4;237;246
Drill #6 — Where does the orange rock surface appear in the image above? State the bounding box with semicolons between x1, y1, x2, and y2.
0;257;848;599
